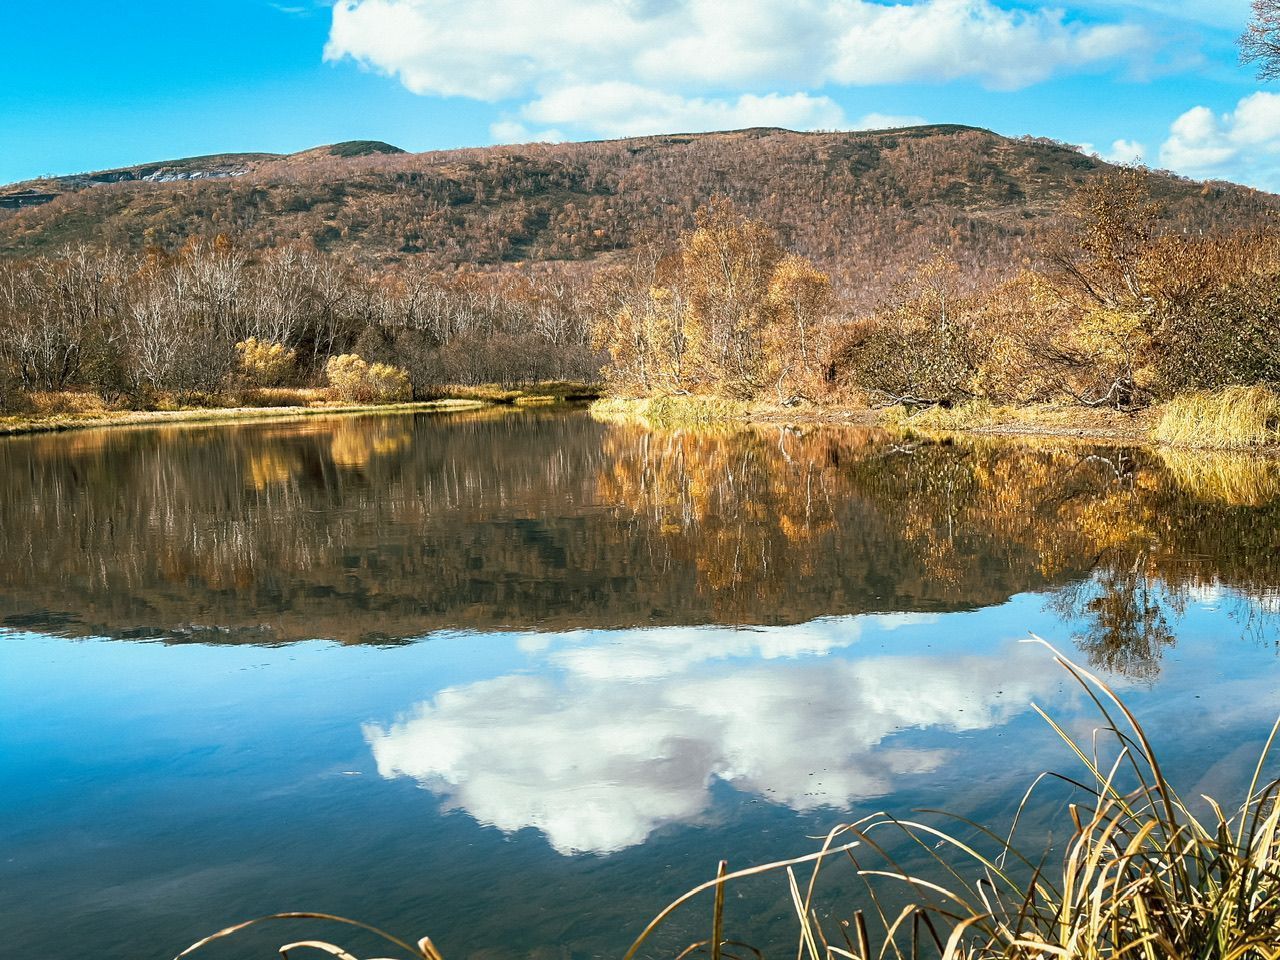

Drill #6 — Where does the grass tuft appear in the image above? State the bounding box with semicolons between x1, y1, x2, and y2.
878;400;1001;431
1153;386;1280;450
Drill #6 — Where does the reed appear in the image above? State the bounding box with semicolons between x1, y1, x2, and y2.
173;641;1280;960
1153;386;1280;450
635;639;1280;960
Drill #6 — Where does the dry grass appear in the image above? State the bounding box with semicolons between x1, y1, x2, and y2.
878;400;1003;431
1153;386;1280;450
176;643;1280;960
591;395;751;425
874;401;1152;444
234;387;324;408
429;381;601;405
22;390;116;416
626;640;1280;960
0;399;485;437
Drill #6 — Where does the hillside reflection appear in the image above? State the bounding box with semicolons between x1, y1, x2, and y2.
1;409;1278;678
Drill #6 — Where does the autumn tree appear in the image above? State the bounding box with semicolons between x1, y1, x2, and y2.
765;255;835;400
594;204;834;400
1040;169;1164;408
679;202;785;395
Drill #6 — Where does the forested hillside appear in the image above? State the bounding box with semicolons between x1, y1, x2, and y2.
3;125;1275;306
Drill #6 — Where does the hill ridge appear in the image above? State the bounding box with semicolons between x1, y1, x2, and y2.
2;124;1274;306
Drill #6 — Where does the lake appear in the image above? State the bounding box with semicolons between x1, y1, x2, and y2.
2;407;1279;960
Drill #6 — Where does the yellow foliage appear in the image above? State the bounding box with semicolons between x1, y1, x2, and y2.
594;203;833;400
324;354;412;404
236;338;296;387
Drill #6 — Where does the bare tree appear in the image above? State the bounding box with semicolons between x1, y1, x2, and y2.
1242;0;1280;80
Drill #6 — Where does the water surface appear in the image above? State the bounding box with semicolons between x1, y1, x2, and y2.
2;409;1278;960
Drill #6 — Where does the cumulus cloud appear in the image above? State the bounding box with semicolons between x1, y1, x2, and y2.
1079;137;1147;164
365;628;1060;855
518;84;848;139
326;0;1150;139
1159;93;1280;190
854;113;929;130
1105;138;1147;163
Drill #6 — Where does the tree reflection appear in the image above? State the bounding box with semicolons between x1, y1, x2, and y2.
0;409;1277;676
1049;563;1180;681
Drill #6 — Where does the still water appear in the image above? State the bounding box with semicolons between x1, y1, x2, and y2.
1;408;1278;959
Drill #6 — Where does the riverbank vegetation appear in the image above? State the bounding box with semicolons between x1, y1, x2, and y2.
0;239;603;416
172;645;1280;960
5;168;1280;448
590;170;1280;449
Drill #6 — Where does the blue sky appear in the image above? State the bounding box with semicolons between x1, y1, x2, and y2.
1;0;1276;190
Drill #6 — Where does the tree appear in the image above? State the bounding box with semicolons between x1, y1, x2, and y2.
679;202;785;396
1242;0;1280;80
764;255;835;400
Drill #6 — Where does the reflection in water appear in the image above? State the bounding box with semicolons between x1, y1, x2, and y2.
0;409;1278;677
1050;568;1181;681
5;410;1280;960
366;626;1063;854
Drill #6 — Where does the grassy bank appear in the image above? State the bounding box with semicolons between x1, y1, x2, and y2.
592;388;1280;451
0;382;600;437
423;381;601;406
591;394;752;425
174;644;1280;960
0;399;488;437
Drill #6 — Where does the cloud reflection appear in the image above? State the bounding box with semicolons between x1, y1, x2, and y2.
365;624;1060;855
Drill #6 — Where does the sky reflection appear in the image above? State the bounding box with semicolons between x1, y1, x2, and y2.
366;619;1065;854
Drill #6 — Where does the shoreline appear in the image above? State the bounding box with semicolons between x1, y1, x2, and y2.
591;396;1280;454
0;399;489;437
4;393;1278;456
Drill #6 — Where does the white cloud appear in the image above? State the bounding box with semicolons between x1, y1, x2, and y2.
365;628;1060;855
827;0;1146;91
854;112;929;130
1079;137;1147;164
1159;93;1280;190
1105;138;1147;163
518;84;848;138
326;0;1151;139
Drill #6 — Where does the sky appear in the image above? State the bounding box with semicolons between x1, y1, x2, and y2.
1;0;1277;190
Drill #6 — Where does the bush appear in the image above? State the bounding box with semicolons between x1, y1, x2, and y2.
236;338;297;388
324;354;412;403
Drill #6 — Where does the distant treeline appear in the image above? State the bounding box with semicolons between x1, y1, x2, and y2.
2;169;1279;414
595;170;1280;410
0;239;602;409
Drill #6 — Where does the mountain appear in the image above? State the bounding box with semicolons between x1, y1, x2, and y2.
1;125;1275;304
